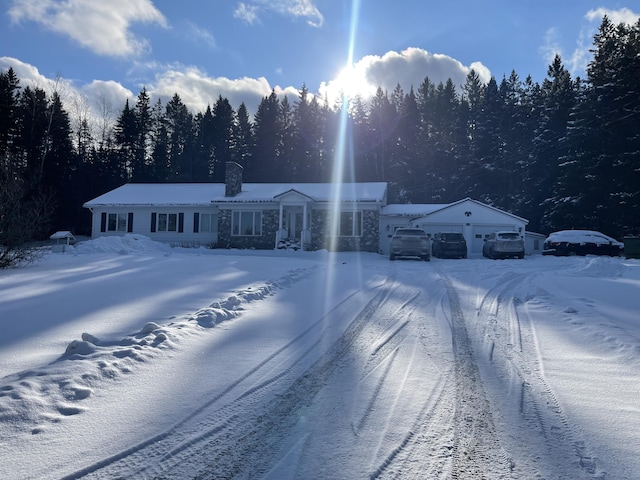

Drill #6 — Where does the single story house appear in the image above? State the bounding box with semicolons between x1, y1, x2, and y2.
379;198;529;256
83;162;387;252
84;162;534;256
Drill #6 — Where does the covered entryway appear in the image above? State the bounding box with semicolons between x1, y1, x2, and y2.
274;190;314;250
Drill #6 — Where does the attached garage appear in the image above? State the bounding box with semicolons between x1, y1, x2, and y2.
380;198;528;256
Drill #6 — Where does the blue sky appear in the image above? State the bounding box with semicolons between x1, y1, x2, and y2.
1;1;638;123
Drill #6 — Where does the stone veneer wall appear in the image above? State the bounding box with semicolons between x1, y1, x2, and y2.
224;162;243;197
217;209;279;249
217;207;380;252
310;209;379;252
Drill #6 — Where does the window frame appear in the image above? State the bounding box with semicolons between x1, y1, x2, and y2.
151;212;184;233
338;211;363;237
103;212;131;232
200;213;214;233
231;210;262;236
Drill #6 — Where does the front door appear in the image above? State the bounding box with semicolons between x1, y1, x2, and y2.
283;207;304;241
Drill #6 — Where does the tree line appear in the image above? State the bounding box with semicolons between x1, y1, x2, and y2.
1;16;639;248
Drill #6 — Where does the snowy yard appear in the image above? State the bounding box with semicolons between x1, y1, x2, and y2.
1;235;639;479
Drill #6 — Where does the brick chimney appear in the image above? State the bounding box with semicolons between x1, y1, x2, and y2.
225;162;243;197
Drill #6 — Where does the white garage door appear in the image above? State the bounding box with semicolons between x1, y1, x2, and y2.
414;223;463;238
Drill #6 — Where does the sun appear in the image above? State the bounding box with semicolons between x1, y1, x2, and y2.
334;63;370;99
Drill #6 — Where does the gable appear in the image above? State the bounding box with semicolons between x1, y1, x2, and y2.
417;198;528;224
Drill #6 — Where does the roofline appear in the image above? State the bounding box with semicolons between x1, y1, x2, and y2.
416;197;529;224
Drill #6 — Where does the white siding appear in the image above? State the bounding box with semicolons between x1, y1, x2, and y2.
89;206;219;246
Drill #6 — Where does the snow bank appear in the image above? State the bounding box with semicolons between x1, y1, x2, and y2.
71;234;173;255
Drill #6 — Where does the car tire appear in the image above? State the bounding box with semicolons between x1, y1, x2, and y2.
423;255;430;262
389;253;395;261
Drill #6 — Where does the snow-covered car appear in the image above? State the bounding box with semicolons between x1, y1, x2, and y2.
432;232;467;258
542;230;624;256
482;231;525;259
389;228;430;261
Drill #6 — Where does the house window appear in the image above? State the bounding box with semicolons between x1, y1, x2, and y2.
158;213;176;231
339;211;362;237
151;212;184;233
200;213;215;232
101;212;133;233
108;213;128;232
232;211;262;236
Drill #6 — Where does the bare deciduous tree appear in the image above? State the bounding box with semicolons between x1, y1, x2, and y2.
0;164;55;269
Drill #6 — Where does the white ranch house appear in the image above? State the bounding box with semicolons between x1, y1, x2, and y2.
84;162;537;256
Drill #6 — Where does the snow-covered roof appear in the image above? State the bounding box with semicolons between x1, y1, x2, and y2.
50;231;75;240
83;182;388;207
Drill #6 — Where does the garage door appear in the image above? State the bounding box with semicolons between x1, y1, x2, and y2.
471;225;512;253
415;223;463;238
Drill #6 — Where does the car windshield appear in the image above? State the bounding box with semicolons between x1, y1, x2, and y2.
497;232;520;239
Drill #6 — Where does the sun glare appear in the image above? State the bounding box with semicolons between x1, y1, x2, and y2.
335;64;368;99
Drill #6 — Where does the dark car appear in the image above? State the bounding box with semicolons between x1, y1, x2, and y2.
432;232;467;258
542;230;624;256
483;231;525;259
389;228;430;261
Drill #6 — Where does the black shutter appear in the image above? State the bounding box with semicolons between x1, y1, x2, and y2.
178;212;184;233
100;212;107;232
150;213;156;232
127;212;133;233
193;212;199;233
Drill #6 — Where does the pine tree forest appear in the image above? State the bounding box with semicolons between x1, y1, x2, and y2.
1;17;639;238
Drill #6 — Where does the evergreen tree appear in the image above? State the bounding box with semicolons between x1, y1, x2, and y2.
113;99;137;182
0;68;21;172
250;90;282;182
17;86;49;181
165;94;194;181
548;17;640;235
133;87;153;181
211;96;236;182
393;87;421;202
194;106;215;180
232;102;254;170
530;56;575;232
368;87;397;182
150;98;169;181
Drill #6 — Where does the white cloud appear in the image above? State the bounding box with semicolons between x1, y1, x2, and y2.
318;47;492;104
540;27;562;66
2;47;492;139
148;66;297;117
563;7;640;79
0;56;132;137
234;0;323;27
234;3;260;25
585;7;639;26
8;0;167;57
183;21;217;49
82;80;134;111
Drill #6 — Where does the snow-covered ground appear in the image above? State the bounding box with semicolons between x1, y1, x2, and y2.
1;235;638;479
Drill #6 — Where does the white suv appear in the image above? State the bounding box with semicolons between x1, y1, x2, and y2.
389;228;431;261
483;231;525;259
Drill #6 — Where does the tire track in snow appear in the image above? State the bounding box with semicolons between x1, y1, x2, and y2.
61;266;387;480
472;270;605;479
190;273;403;479
439;271;514;479
369;367;455;479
